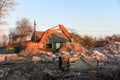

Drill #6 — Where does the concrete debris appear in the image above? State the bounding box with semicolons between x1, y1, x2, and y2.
0;54;25;61
0;41;120;79
0;61;119;80
59;42;87;53
87;50;108;60
87;42;120;62
115;41;120;45
56;42;87;62
32;56;41;61
91;42;120;54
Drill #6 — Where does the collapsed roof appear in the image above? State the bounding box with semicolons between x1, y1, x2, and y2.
31;31;69;43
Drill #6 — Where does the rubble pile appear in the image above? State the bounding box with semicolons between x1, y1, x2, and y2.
59;42;87;53
56;42;87;61
83;42;120;71
18;50;56;62
18;42;87;62
0;41;120;80
0;61;59;80
19;48;53;56
87;42;120;61
92;42;120;54
0;54;25;61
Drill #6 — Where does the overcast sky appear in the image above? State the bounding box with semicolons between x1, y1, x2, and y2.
5;0;120;37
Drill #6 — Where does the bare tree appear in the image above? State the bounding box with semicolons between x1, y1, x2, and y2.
16;17;33;36
8;17;33;46
9;28;17;40
83;35;96;48
7;18;33;46
0;0;16;18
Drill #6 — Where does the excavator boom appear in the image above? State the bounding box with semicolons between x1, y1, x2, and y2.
24;24;73;49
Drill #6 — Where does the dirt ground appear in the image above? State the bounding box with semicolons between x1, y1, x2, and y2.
0;60;120;80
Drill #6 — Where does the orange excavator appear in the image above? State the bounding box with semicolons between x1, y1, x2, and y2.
24;24;73;49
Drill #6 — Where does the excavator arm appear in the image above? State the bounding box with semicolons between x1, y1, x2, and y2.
24;24;73;49
59;24;74;42
39;24;73;48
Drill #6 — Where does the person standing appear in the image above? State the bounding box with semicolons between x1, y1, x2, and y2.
58;56;63;70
